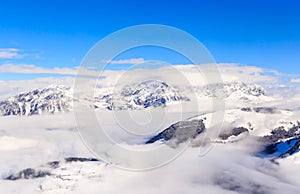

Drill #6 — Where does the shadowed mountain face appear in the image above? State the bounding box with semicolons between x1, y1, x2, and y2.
146;119;206;145
259;123;300;158
262;137;300;158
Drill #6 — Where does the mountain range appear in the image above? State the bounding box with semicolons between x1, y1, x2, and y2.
0;81;268;116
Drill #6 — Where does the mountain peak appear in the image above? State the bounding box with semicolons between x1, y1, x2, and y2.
0;85;72;116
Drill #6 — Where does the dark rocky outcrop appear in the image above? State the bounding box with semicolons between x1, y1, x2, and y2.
259;123;300;158
241;107;278;114
146;119;205;144
262;137;300;158
5;168;52;180
219;127;249;140
64;157;99;163
259;123;300;145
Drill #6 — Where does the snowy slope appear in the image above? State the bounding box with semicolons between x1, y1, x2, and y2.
94;80;190;110
0;85;72;116
0;81;272;116
194;107;297;138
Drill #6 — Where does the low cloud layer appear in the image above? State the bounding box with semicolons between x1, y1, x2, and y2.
0;114;299;194
0;61;298;102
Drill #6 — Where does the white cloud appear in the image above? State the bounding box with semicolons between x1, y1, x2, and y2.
0;62;280;85
0;63;78;75
0;113;299;194
0;48;23;59
0;77;75;99
291;78;300;83
215;63;281;83
0;62;290;100
110;63;281;87
103;58;145;65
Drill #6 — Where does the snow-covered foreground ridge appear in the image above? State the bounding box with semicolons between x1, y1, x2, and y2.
0;81;269;116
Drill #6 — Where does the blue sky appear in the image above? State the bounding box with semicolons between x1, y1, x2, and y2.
0;0;300;79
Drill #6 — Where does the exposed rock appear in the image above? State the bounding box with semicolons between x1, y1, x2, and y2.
259;122;300;158
259;123;300;145
263;137;300;158
219;127;249;140
5;168;52;180
281;139;300;157
64;157;99;163
146;119;205;145
241;107;278;114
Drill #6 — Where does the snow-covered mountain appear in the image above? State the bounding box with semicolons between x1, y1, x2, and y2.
190;81;268;100
146;106;300;157
0;81;271;116
94;80;190;110
0;81;190;116
194;107;298;140
0;85;72;116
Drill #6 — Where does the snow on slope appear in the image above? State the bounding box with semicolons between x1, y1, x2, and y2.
0;85;72;116
0;81;273;116
195;107;297;138
94;80;190;110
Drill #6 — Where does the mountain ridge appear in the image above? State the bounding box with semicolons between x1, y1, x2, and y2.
0;81;269;116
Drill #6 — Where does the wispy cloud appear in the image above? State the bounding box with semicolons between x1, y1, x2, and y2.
0;62;282;84
291;78;300;83
0;48;23;59
103;58;145;65
0;63;78;75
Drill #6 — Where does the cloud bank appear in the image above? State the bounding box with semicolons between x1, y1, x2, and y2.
0;60;297;101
